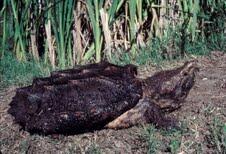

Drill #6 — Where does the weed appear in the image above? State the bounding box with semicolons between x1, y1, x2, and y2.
142;125;160;154
18;138;30;154
0;53;50;88
161;128;183;154
206;117;226;153
169;139;181;154
86;143;101;154
109;24;226;67
206;33;226;52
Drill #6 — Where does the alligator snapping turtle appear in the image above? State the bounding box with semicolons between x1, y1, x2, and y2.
8;61;198;135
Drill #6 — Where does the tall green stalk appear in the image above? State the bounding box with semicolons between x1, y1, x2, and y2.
1;0;7;57
128;0;137;56
10;0;27;60
108;0;121;24
48;0;74;68
1;0;225;65
86;0;103;62
137;0;142;23
94;0;101;62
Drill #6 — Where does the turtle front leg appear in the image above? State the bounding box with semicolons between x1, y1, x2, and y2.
105;98;177;129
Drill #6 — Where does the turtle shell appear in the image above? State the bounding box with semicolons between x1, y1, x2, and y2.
8;62;142;135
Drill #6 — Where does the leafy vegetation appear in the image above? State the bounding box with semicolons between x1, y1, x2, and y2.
0;53;50;88
143;125;160;154
206;117;226;153
162;129;183;154
86;143;102;154
0;0;225;68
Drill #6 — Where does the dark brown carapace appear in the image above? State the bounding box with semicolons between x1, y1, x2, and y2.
8;62;142;135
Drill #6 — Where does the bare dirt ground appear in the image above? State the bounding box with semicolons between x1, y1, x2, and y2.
0;51;226;154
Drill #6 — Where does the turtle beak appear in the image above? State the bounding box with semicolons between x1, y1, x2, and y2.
182;60;199;76
190;63;199;76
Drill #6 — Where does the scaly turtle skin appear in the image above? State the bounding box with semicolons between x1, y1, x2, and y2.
106;61;199;129
142;61;199;112
8;61;198;135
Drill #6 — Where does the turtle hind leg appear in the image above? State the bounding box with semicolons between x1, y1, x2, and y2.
105;98;178;129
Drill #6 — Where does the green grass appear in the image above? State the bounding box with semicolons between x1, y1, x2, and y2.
161;129;183;154
110;38;165;66
206;117;226;153
86;143;102;154
110;26;226;67
0;53;50;89
142;112;226;153
0;19;225;88
1;25;225;89
142;125;160;154
142;121;192;153
142;105;226;153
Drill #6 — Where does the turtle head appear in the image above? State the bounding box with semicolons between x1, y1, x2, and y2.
180;60;199;77
173;60;199;102
142;60;199;113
